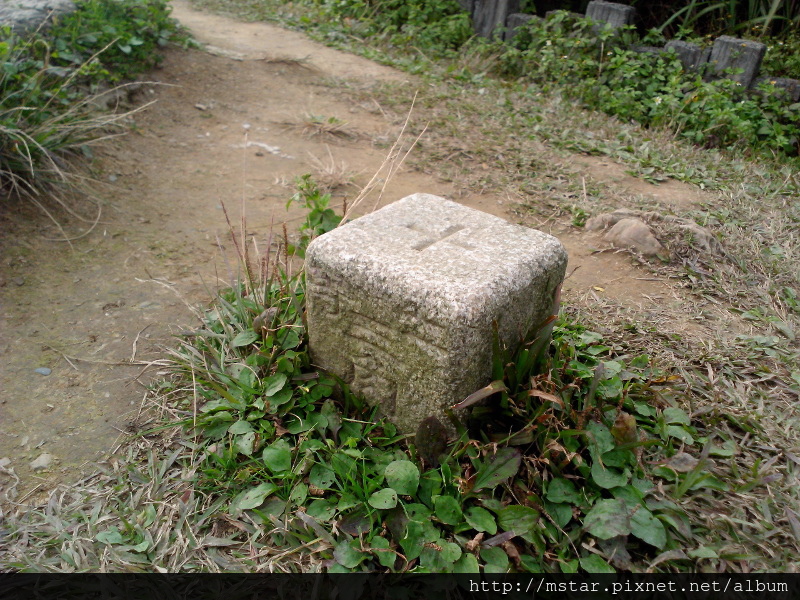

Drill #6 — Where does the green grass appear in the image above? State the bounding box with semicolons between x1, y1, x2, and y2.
0;0;187;217
2;0;799;574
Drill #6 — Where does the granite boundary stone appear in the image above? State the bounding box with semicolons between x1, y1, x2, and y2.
503;12;539;42
707;35;766;87
472;0;521;38
664;40;705;71
585;1;636;29
305;194;567;435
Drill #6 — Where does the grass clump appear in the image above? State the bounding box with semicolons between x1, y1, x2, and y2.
0;0;186;208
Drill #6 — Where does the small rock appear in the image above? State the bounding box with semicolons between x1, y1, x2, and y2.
604;218;664;256
30;453;54;471
585;208;639;231
0;457;10;468
34;367;52;376
12;277;25;286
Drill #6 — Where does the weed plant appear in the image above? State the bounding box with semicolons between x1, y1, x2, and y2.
140;176;722;574
0;0;184;206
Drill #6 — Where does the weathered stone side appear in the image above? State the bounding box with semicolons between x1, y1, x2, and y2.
707;35;766;87
585;1;636;29
305;194;567;435
472;0;521;38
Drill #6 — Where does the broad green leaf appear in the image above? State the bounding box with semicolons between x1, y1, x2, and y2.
385;460;420;496
580;554;615;573
264;373;288;396
369;488;398;510
307;499;337;522
309;464;336;490
591;462;630;489
286;416;314;435
667;425;695;445
96;528;125;545
434;495;463;525
400;520;429;561
404;503;433;523
560;559;579;573
546;478;582;505
663;407;691;425
321;399;342;439
630;507;667;549
334;539;368;569
544;501;572;528
602;448;635;468
472;447;521;492
688;546;719;559
234;431;256;457
229;482;277;515
480;546;509;573
453;553;480;573
262;445;292;473
586;421;615;456
337;493;359;512
497;505;540;539
369;536;396;569
289;482;308;507
584;499;631;539
420;541;461;571
231;330;259;347
464;506;497;534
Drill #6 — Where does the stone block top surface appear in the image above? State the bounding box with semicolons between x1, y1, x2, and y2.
306;194;567;328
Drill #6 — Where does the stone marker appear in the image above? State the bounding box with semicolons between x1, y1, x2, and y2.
457;0;475;15
585;1;636;30
0;0;75;32
472;0;521;38
503;13;540;42
752;76;800;102
664;40;706;72
306;194;568;435
707;35;766;87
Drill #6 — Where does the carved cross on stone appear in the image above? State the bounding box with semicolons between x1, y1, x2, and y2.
403;222;473;252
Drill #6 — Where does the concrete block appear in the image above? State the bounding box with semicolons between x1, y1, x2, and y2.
503;13;540;42
585;1;636;29
306;194;567;435
707;35;766;87
665;40;705;71
472;0;521;38
752;76;800;102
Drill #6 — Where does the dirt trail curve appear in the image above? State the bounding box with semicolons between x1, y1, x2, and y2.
0;1;695;502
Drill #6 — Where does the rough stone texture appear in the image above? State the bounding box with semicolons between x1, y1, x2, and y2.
457;0;475;15
707;35;766;87
306;194;567;435
665;40;705;72
503;13;539;42
472;0;521;38
585;1;636;29
752;76;800;102
0;0;75;32
630;45;663;57
603;218;664;256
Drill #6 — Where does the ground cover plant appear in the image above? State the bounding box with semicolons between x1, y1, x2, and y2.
190;1;800;162
2;0;798;575
0;180;728;573
0;0;184;212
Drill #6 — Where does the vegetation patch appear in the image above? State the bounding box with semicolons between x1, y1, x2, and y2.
0;0;185;210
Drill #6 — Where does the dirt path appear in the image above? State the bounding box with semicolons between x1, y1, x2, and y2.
0;1;711;503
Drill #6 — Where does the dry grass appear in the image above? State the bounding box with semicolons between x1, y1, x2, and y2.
306;146;359;192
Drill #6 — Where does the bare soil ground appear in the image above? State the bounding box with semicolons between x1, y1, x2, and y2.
0;0;734;505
